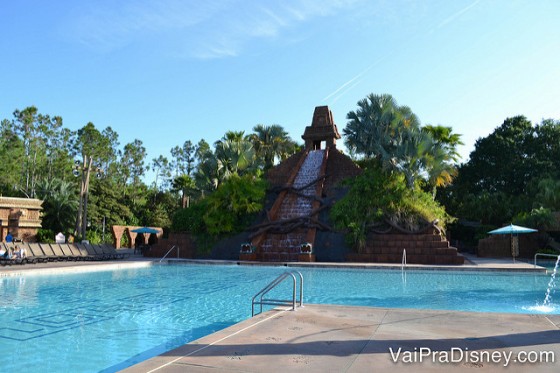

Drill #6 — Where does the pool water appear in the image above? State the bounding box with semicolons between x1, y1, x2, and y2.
0;264;557;372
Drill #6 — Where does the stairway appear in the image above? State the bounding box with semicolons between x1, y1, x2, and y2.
347;231;464;265
258;149;325;262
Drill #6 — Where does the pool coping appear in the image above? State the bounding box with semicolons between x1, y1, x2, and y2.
0;254;548;278
164;256;548;274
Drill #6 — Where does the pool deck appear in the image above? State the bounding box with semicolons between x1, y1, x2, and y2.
124;304;560;373
2;253;559;372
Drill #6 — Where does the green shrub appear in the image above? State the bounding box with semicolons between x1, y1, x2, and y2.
171;174;267;256
172;200;208;234
331;163;452;251
36;228;55;243
513;207;553;231
202;174;266;235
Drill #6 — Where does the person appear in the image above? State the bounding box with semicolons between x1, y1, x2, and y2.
14;245;26;259
3;246;13;259
5;231;13;243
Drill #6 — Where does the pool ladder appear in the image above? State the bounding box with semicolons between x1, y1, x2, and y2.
252;271;303;316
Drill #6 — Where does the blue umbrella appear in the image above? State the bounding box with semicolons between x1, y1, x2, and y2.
488;224;537;262
488;224;537;235
131;227;160;234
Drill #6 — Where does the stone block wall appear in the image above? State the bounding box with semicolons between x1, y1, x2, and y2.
346;232;464;265
323;148;362;197
265;151;306;188
477;234;539;258
144;232;196;258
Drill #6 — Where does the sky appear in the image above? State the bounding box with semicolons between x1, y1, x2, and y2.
1;0;559;179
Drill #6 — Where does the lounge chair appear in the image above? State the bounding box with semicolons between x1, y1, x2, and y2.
19;243;38;264
0;243;25;265
39;243;63;261
66;244;90;261
90;244;111;260
73;244;98;261
59;243;82;261
28;243;49;263
50;244;74;261
78;243;105;260
100;244;129;259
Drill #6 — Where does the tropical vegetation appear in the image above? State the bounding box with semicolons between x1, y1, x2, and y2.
2;94;559;254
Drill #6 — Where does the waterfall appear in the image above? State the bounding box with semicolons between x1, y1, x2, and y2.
262;150;324;260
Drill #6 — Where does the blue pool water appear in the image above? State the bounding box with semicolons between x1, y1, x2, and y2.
0;264;557;372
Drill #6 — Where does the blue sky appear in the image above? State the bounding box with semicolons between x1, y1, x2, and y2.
1;0;559;177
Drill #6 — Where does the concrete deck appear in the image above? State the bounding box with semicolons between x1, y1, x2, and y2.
2;253;558;372
124;304;560;372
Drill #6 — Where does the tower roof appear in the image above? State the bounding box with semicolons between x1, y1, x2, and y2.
301;106;341;149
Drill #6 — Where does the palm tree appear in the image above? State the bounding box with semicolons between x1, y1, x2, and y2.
172;174;196;208
344;93;420;160
215;138;256;179
422;125;463;198
422;125;463;163
249;124;295;170
36;178;78;234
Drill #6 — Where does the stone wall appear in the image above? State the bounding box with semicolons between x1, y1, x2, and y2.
265;151;306;188
144;232;196;258
0;197;43;242
323;148;362;197
478;234;540;258
111;225;163;248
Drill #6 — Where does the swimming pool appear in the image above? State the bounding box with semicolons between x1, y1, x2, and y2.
0;264;557;372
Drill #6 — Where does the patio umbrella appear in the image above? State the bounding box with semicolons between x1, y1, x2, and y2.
488;224;537;262
131;227;160;234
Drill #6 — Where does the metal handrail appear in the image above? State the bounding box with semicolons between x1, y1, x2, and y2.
160;245;179;262
252;271;303;316
402;249;407;270
534;253;560;268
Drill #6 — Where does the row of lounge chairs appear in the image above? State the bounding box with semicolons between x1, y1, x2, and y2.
0;242;130;266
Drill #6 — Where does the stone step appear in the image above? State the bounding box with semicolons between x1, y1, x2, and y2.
368;240;450;249
347;253;464;265
361;247;458;255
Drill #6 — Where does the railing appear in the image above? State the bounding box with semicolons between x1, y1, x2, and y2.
402;249;407;270
252;271;303;316
534;253;560;268
160;245;179;262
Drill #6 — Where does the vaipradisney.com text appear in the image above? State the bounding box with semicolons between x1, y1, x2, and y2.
389;347;555;367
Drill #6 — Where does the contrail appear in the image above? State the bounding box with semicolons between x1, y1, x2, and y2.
438;0;481;28
322;58;384;102
323;1;482;104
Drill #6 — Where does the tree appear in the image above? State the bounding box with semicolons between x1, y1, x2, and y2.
344;94;461;193
151;155;172;193
0;119;24;195
12;106;70;197
344;93;420;160
422;125;463;198
249;124;296;170
36;178;78;235
172;174;196;208
457;116;533;195
73;122;113;239
214;138;256;180
118;140;147;187
170;140;196;176
444;116;560;226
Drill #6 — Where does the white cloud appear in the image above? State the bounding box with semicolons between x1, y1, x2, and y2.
62;0;363;58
